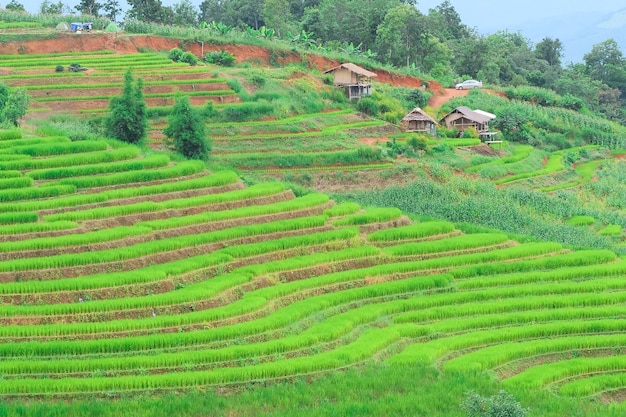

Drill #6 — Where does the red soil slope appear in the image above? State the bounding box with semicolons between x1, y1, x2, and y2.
0;33;434;90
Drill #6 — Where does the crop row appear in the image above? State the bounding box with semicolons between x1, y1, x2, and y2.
0;227;359;298
0;274;445;354
0;193;329;254
464;144;533;174
0;146;139;171
43;182;286;222
216;148;384;170
211;121;386;141
21;78;228;91
0;215;329;275
27;154;170;180
49;160;203;189
35;90;235;103
493;146;598;185
0;170;239;213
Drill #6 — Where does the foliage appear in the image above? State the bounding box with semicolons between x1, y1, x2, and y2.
106;69;147;144
461;390;529;417
163;95;210;159
407;88;431;108
167;47;184;62
0;85;30;127
203;50;236;66
462;126;479;139
5;0;25;11
180;51;199;66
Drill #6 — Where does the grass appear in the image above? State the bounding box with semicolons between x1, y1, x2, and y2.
1;23;626;417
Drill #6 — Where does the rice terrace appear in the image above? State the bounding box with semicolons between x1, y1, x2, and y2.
0;8;626;417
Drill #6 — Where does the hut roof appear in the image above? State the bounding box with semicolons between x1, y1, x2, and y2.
324;63;377;78
402;107;437;123
442;106;492;124
473;109;496;120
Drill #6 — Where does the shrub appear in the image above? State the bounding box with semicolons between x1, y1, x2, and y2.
226;78;243;94
462;126;479;139
407;135;429;153
55;65;64;72
167;48;184;62
407;88;430;108
203;50;236;67
461;390;529;417
164;95;210;160
180;51;199;66
356;97;379;116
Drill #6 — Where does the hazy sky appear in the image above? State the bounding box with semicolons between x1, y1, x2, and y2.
415;0;625;31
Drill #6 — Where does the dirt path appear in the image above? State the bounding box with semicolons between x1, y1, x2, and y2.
428;88;469;108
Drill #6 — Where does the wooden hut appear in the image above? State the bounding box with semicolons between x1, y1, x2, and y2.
324;63;377;100
401;107;437;136
439;106;494;134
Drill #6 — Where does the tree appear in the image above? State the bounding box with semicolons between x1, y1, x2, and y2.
0;84;8;111
101;0;122;21
126;0;164;23
198;0;224;26
106;69;147;144
5;0;25;11
314;0;400;52
584;39;626;95
427;0;470;42
222;0;265;29
263;0;294;37
40;0;66;14
163;95;210;159
0;86;30;127
76;0;101;16
375;5;426;68
535;37;563;67
172;0;198;26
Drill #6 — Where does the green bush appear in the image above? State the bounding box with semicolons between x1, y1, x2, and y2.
203;50;236;67
407;88;430;108
55;65;64;72
356;97;379;116
220;102;274;122
461;390;529;417
462;126;479;139
180;51;199;66
168;47;184;62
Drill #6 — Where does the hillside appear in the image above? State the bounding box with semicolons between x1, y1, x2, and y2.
0;28;625;417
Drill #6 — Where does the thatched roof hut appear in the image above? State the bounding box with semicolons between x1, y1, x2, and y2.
401;107;437;135
324;63;377;99
439;106;493;133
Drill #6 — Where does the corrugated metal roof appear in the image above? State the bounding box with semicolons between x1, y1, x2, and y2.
324;63;378;78
473;109;496;120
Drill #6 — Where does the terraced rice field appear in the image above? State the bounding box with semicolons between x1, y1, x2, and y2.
208;109;393;172
0;51;239;116
0;128;625;403
0;51;398;174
